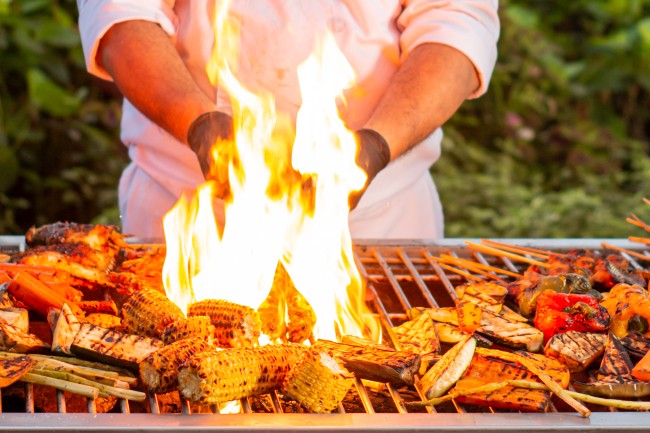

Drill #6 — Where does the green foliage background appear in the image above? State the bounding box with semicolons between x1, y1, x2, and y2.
1;0;649;238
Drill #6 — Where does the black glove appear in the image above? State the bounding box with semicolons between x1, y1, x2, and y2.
349;128;391;209
187;111;234;196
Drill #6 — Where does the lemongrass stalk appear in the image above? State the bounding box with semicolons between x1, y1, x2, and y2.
21;372;98;399
31;369;145;402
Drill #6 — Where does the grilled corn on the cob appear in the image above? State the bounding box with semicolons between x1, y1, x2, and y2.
139;336;212;394
162;316;215;345
282;348;353;413
178;343;307;404
121;287;184;339
188;299;261;348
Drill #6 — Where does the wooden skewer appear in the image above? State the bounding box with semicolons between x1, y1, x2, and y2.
480;239;567;259
464;241;550;268
643;197;650;206
601;242;650;262
429;260;483;282
627;214;650;233
429;256;501;282
438;254;520;279
628;236;650;245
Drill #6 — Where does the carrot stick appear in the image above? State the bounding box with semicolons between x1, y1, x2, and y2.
36;273;83;302
0;271;11;284
7;272;84;318
0;263;58;274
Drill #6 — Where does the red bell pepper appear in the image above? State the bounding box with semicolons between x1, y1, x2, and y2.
533;289;610;342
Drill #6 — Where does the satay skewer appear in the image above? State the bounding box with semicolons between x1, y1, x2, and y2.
437;254;519;279
480;239;567;259
601;242;650;262
464;241;550;268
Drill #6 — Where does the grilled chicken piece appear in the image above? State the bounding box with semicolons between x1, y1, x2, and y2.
312;340;421;386
121;287;184;339
71;323;163;369
178;343;307;405
392;313;439;356
477;309;544;352
0;318;50;353
543;331;606;373
139;337;212;394
12;243;115;285
281;348;354;413
161;316;215;345
598;333;635;379
188;299;261;348
25;222;128;259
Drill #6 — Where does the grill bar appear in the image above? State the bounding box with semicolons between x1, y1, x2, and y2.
2;238;650;432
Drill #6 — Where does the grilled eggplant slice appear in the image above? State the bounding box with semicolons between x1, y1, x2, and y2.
477;309;544;352
313;340;421;386
598;333;634;379
419;335;476;399
573;377;650;398
71;323;163;369
543;331;606;373
620;332;650;359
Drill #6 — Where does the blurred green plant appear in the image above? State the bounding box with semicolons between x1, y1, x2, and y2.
0;0;126;234
1;0;649;239
436;0;650;238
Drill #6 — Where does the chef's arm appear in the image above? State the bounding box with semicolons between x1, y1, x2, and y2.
364;43;479;161
97;20;215;144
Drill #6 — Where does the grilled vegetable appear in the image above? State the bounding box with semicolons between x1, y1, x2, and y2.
281;348;353;413
161;316;215;345
121;287;184;339
178;343;307;404
258;262;316;343
0;355;33;388
188;299;261;348
71;323;163;369
632;347;650;382
82;313;123;330
478;309;544;352
408;306;458;325
76;300;118;316
620;332;650;359
600;283;650;338
534;290;609;342
456;282;507;304
598;333;634;379
52;303;81;355
455;299;482;334
139;337;212;394
0;317;50;354
0;308;28;333
543;331;606;373
572;378;650;398
312;340;420;386
392;313;439;355
7;271;84;318
12;243;115;285
419;335;476;399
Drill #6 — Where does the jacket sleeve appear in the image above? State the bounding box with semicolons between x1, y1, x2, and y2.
76;0;178;81
397;0;500;98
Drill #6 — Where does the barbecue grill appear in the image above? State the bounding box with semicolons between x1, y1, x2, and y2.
1;237;650;432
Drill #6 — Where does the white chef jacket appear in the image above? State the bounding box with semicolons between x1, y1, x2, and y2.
77;0;499;240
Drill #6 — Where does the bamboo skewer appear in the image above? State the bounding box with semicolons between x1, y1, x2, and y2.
627;214;650;233
629;236;650;245
439;254;522;279
465;241;550;268
601;242;650;262
427;258;483;282
480;239;567;259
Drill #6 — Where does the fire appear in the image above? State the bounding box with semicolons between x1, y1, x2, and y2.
162;0;380;343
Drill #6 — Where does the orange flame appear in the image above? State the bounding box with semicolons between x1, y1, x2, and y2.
162;0;380;343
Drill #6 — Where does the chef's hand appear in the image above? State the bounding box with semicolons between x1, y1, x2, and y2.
187;111;234;196
349;128;391;209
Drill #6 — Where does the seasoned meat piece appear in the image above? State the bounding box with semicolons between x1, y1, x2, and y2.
25;222;128;259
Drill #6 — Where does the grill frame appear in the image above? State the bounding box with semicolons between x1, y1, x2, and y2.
1;237;650;432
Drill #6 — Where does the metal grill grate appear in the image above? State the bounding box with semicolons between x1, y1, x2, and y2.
2;238;650;432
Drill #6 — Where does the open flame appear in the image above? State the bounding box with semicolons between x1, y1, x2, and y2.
162;0;380;343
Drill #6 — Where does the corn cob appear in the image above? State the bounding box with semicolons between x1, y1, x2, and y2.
188;299;261;348
121;287;184;339
139;337;212;394
281;348;354;413
177;343;307;404
162;316;215;345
